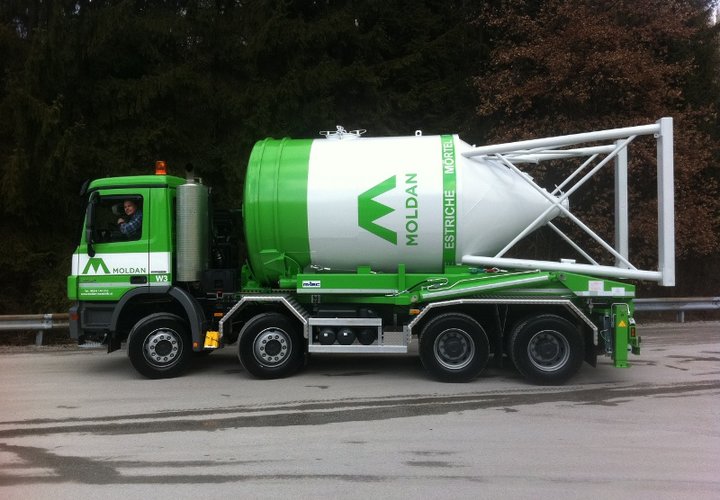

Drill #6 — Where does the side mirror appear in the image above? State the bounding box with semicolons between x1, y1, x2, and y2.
86;192;98;257
79;179;90;197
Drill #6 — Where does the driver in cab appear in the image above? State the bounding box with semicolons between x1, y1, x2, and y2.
117;200;142;238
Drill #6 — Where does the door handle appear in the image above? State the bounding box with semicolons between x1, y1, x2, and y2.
130;275;148;284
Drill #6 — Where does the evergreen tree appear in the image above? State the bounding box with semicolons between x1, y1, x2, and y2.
0;0;486;312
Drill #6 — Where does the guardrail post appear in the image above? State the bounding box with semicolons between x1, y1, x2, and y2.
0;313;69;345
677;311;685;323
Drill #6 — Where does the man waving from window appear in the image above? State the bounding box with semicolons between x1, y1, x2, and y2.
118;199;143;239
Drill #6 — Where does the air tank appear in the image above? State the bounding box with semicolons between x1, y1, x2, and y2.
243;133;563;286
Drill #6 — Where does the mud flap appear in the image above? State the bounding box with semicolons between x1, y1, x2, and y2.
612;304;631;368
107;331;123;353
584;339;598;367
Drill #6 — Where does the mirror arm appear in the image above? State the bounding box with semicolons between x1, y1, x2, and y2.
86;192;97;257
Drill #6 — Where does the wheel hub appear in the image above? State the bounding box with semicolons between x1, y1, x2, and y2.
254;328;290;366
527;330;570;372
443;337;465;358
537;339;560;359
144;330;180;366
264;339;283;357
434;328;474;370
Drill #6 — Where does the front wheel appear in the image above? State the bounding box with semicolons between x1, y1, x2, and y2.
509;314;584;385
238;312;305;379
127;313;192;379
419;313;490;382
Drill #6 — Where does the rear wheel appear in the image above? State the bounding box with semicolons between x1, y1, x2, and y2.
419;313;490;382
238;312;305;379
127;313;192;379
509;314;584;384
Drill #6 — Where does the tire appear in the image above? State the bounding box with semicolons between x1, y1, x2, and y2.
127;313;192;379
419;313;490;383
238;312;305;379
509;314;584;385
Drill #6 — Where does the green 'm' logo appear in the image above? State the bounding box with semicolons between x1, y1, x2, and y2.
82;257;109;275
358;176;397;245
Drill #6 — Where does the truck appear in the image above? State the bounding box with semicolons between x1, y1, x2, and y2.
67;118;675;384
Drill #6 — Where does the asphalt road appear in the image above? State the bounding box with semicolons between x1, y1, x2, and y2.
0;322;718;499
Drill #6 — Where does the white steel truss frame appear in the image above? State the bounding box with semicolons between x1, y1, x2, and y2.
460;118;675;286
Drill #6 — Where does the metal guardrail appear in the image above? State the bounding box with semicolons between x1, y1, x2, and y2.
0;298;718;345
634;297;720;323
0;313;70;346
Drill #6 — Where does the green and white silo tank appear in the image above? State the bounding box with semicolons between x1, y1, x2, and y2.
243;134;563;287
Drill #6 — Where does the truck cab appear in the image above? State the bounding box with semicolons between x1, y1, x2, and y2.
68;172;214;375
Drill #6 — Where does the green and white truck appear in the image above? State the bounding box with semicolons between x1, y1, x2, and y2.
68;119;675;384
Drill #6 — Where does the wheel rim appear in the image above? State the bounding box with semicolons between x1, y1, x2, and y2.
433;328;475;370
253;327;291;367
143;328;183;368
527;329;570;372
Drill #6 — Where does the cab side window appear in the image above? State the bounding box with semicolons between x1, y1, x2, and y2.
92;196;144;243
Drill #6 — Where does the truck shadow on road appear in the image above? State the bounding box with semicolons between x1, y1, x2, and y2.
81;346;613;384
188;348;529;382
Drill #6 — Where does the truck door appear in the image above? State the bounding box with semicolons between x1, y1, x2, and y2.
76;188;152;301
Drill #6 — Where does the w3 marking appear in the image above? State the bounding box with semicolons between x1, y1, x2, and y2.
154;275;169;282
